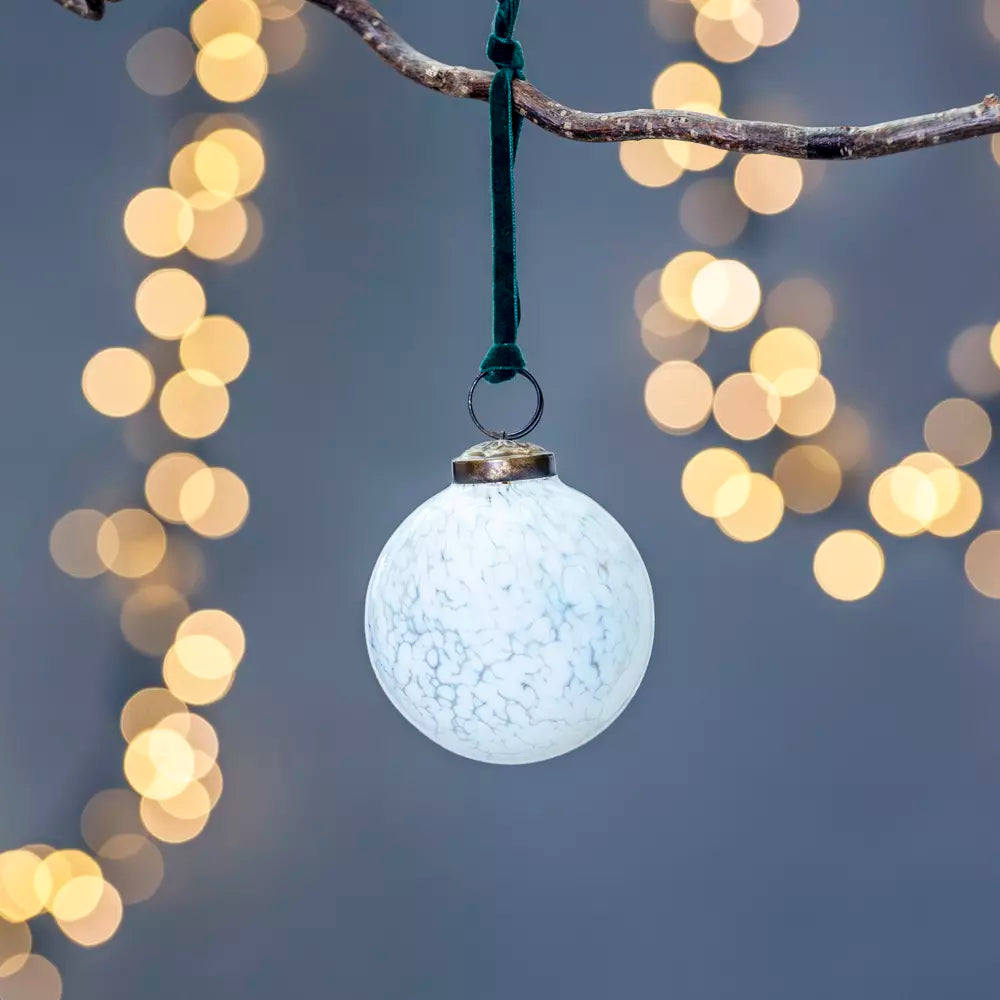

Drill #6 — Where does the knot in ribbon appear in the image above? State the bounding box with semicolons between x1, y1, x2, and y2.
480;0;527;385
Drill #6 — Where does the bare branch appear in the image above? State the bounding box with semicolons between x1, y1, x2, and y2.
56;0;1000;160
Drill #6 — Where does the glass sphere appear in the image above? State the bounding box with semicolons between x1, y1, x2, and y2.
365;450;654;765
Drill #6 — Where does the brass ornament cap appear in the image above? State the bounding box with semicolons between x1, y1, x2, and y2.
452;439;556;484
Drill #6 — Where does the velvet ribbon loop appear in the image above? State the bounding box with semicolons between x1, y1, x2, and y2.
480;0;526;385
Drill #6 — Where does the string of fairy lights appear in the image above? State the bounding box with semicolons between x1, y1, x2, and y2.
0;1;306;995
630;0;1000;603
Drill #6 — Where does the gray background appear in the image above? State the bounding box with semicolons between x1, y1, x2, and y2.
2;0;1000;996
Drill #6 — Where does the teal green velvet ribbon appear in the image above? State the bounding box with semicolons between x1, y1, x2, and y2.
480;0;526;385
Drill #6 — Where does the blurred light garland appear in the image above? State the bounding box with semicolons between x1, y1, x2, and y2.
0;2;307;995
631;0;1000;603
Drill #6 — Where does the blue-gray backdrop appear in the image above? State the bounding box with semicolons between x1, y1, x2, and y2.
2;1;1000;997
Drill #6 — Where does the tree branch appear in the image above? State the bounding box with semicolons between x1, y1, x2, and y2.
57;0;1000;160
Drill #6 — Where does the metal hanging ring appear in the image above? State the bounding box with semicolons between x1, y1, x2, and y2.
467;369;544;441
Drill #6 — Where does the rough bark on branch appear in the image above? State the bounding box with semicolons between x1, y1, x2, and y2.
55;0;1000;160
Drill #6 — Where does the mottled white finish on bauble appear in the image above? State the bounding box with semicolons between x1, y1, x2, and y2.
365;476;655;764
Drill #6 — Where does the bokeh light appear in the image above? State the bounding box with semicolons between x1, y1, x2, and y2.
948;324;1000;397
756;0;800;45
813;531;884;601
55;881;123;947
775;374;836;436
186;199;250;260
695;7;762;62
120;585;191;656
195;34;269;104
681;447;750;518
773;444;841;514
749;326;821;396
159;370;230;439
201;128;265;196
49;509;107;579
126;27;195;96
651;61;722;110
145;453;209;524
178;467;251;538
679;178;749;246
660;250;715;320
190;0;262;48
0;918;31;976
923;398;991;466
96;510;167;579
965;531;1000;598
176;609;246;668
764;276;835;339
619;141;684;188
135;269;206;340
260;14;308;73
712;372;780;440
82;348;155;418
690;258;761;331
0;954;62;1000
716;472;784;542
734;153;803;214
644;360;714;434
124;188;194;258
179;316;250;383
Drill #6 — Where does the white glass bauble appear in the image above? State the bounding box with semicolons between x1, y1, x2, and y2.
365;440;655;765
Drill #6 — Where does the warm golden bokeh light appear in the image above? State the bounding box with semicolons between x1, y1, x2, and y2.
923;398;991;467
124;729;196;801
179;316;250;383
775;374;836;436
690;258;761;331
81;348;155;418
619;140;684;188
989;320;1000;368
49;509;107;579
756;0;800;45
928;469;982;538
170;141;229;210
145;452;209;523
56;880;123;947
190;0;262;48
120;585;191;657
201;128;266;196
750;326;821;396
948;324;1000;397
965;531;1000;598
120;688;189;744
773;444;842;514
124;188;194;257
159;370;230;439
868;468;926;538
135;269;206;340
813;531;884;601
96;510;167;579
716;472;784;542
0;851;46;923
34;850;102;921
712;372;780;440
644;360;714;434
660;250;715;320
176;609;246;668
681;447;750;518
734;153;804;214
679;178;749;246
186;199;250;260
695;7;762;62
140;797;210;844
193;138;241;199
764;276;835;339
126;27;195;96
81;790;143;855
195;34;269;104
651;61;722;110
179;467;251;538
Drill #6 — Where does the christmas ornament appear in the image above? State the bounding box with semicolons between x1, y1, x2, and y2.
364;0;655;764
